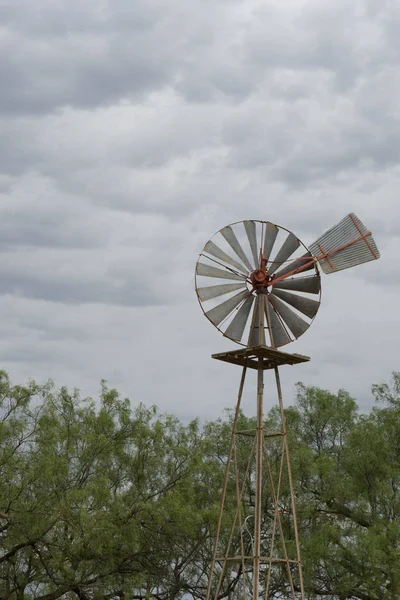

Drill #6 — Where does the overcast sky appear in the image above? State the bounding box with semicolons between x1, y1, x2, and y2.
0;0;399;421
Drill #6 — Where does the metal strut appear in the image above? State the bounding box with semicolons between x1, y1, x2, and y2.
253;294;265;600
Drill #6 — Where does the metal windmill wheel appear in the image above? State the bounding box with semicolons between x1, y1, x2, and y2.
195;215;379;349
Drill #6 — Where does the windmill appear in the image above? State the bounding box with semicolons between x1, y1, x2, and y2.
195;214;380;600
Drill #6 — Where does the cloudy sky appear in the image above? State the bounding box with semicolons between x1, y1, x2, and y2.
0;0;398;421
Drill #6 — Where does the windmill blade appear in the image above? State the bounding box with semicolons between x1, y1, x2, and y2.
269;232;300;275
249;296;265;346
244;220;259;268
266;303;291;347
205;290;250;327
269;294;310;339
225;295;254;342
204;241;249;275
196;262;245;281
308;213;380;274
273;252;315;278
197;283;247;302
271;289;319;319
273;276;320;294
263;222;279;262
220;225;253;271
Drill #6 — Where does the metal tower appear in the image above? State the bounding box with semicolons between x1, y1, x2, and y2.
195;215;380;600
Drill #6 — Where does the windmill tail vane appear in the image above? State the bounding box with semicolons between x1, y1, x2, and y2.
271;220;378;285
195;213;380;600
309;212;379;274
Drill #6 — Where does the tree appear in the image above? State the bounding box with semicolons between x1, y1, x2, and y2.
1;369;400;600
0;372;226;600
282;375;400;599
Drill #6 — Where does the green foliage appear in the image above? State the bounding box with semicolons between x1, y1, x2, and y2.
0;370;399;599
288;375;400;600
372;372;400;408
0;374;224;600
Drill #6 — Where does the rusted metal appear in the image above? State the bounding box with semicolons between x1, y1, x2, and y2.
253;295;265;600
198;214;380;600
232;435;246;600
212;436;257;600
263;436;296;599
317;242;336;271
274;364;305;598
265;299;302;598
195;220;321;347
251;268;268;286
273;251;314;278
196;215;379;347
205;364;248;600
309;213;380;274
270;255;317;286
349;213;379;259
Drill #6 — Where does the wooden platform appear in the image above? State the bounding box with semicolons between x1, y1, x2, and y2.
212;345;310;370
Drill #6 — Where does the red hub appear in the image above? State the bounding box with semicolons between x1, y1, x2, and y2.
248;254;273;292
250;267;270;290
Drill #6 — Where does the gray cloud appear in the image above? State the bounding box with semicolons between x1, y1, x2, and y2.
0;271;153;306
0;257;164;307
0;204;101;250
0;0;253;117
0;343;63;364
0;0;398;421
0;1;180;116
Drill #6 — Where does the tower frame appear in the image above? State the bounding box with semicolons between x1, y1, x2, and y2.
206;294;309;600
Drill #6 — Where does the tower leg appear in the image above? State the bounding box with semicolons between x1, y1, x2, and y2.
274;365;305;598
206;365;248;600
254;294;266;600
253;362;263;600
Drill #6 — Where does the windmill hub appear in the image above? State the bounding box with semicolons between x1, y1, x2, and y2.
251;268;269;287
